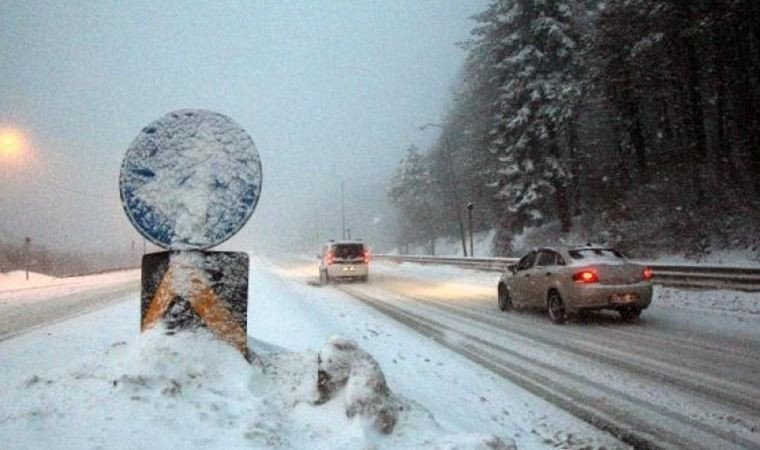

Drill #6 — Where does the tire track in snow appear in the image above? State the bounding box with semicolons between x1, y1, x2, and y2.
337;280;760;450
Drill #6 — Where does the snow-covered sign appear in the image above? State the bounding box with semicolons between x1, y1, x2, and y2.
119;109;262;250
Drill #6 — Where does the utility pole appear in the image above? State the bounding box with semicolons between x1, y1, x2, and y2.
340;180;346;240
24;237;31;280
466;203;474;257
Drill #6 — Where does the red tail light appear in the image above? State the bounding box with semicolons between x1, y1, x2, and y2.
572;270;599;283
363;250;371;264
326;252;335;265
642;267;653;281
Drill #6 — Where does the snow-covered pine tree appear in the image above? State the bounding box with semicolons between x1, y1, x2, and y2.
473;0;582;250
388;146;438;253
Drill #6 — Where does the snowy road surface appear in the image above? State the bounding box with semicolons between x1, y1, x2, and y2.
272;256;760;450
2;257;759;449
0;270;140;342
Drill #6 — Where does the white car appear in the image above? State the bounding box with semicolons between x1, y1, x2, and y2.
497;246;653;323
318;241;370;284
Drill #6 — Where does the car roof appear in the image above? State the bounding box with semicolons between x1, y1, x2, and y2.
535;245;615;253
326;240;365;246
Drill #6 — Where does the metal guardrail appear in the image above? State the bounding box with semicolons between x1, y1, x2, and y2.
375;254;760;292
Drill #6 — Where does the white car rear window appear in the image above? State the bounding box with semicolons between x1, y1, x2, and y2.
568;249;625;262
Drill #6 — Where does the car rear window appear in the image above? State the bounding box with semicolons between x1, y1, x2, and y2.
332;244;364;259
568;248;624;261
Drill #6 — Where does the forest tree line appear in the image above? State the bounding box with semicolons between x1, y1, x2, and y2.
389;0;760;257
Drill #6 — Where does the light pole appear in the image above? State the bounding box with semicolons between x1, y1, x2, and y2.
340;180;346;240
23;237;31;280
466;203;474;257
419;123;468;257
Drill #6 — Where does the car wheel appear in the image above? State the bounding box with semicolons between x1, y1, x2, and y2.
320;270;329;285
497;284;512;312
619;307;642;321
547;290;567;325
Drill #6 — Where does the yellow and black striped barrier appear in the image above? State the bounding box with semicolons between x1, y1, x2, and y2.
141;251;249;355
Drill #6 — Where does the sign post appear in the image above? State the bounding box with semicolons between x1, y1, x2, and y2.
119;109;262;357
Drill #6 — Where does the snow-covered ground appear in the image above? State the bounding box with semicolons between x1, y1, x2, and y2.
0;256;627;450
0;269;139;300
647;250;760;267
3;256;759;449
0;270;57;289
389;230;496;258
392;225;760;267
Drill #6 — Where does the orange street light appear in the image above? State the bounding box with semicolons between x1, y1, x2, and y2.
0;128;28;163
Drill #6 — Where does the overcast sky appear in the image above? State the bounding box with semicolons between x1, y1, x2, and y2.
0;0;485;254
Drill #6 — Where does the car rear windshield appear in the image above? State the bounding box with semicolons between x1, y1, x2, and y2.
332;244;364;259
568;248;624;261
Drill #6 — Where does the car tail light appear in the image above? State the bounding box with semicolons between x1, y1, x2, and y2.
642;267;653;281
326;252;335;265
572;270;599;283
363;250;371;264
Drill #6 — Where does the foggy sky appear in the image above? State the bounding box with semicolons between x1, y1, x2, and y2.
0;0;485;254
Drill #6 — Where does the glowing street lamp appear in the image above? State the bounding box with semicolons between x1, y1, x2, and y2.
0;128;27;162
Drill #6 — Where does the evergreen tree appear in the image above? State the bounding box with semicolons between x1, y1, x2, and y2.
472;0;583;250
388;146;438;253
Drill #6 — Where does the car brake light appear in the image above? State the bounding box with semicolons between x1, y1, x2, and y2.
363;250;371;264
326;252;335;265
642;267;653;281
572;270;599;283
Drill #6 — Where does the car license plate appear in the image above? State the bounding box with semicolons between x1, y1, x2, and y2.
342;266;355;272
610;293;638;304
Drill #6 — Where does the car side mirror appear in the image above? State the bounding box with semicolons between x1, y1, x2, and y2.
508;264;517;274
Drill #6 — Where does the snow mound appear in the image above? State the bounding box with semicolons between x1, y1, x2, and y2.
9;326;512;449
315;335;400;434
111;324;252;395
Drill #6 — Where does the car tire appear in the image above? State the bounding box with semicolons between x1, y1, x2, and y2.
497;284;512;312
320;270;329;285
547;290;567;325
360;275;369;283
619;307;642;322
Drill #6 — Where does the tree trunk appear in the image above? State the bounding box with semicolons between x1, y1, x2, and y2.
549;125;572;233
567;115;581;216
685;41;708;204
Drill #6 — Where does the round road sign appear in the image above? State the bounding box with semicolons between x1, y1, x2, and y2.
119;109;262;250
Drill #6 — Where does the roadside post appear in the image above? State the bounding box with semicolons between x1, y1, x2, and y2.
466;203;474;257
119;109;262;357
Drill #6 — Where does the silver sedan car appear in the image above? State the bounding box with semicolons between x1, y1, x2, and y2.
497;246;653;324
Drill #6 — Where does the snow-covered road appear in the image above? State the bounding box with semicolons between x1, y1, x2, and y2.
2;256;758;449
0;270;140;342
273;256;760;450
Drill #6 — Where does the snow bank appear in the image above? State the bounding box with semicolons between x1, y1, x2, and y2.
392;230;496;257
0;269;139;304
0;270;57;290
3;320;513;450
316;335;400;434
648;249;760;267
654;286;760;317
